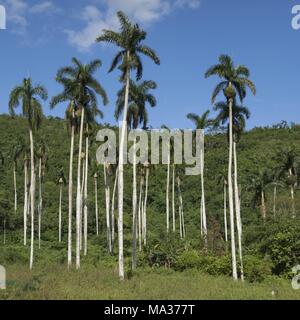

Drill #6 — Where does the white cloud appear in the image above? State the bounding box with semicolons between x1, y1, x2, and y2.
174;0;201;9
66;0;201;52
29;1;62;15
65;5;109;52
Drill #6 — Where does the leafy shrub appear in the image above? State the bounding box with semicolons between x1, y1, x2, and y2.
243;255;272;282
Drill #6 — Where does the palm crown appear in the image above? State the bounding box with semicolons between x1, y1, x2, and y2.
115;80;157;129
50;58;108;117
214;99;250;140
205;54;256;103
186;110;213;130
96;11;160;81
9;78;48;131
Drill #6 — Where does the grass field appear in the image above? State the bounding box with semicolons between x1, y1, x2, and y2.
1;263;299;300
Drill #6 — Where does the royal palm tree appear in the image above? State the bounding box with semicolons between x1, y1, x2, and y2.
214;99;250;281
9;78;48;270
205;54;256;280
250;168;272;220
187;110;213;245
217;168;228;243
116;79;156;270
50;93;78;267
36;139;48;249
10;140;23;213
276;147;299;218
96;11;160;280
91;161;101;237
56;168;66;242
51;58;108;269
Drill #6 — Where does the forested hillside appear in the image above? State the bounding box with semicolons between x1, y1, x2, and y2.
1;114;300;285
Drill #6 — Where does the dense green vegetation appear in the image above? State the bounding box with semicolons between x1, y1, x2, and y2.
1;115;300;296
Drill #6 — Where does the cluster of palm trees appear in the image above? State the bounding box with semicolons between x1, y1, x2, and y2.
250;146;300;220
2;11;263;282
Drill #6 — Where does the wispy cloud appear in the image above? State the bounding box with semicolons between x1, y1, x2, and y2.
29;1;62;15
66;0;201;52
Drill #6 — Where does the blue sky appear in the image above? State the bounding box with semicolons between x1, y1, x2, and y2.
0;0;299;129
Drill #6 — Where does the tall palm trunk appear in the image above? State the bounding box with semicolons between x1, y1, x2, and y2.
111;168;118;252
228;96;238;280
38;157;42;249
94;173;99;237
104;163;112;253
132;139;138;270
68;112;75;268
59;182;62;242
200;130;207;247
224;182;228;242
84;130;89;256
166;154;170;233
179;204;182;238
291;185;296;218
13;162;17;213
172;164;175;233
261;190;266;220
23;158;28;246
80;155;85;251
143;167;149;245
29;129;36;270
233;141;244;281
118;58;130;280
177;176;185;239
76;107;85;269
138;175;144;252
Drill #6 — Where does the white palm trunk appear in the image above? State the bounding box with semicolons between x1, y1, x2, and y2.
23;159;28;246
166;154;170;233
200;130;207;246
118;61;130;280
132;140;138;270
179;204;182;238
224;181;228;242
143;167;149;245
68;114;75;268
29;129;36;270
59;181;62;242
13;162;17;213
84;133;89;256
138;176;144;252
233;141;244;281
177;177;185;239
228;97;238;280
104;163;112;253
80;155;85;252
76;107;85;269
172;164;175;233
261;190;266;220
111;168;118;251
94;173;99;237
38;157;42;249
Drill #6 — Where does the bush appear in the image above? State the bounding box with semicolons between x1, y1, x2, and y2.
175;250;202;271
243;255;272;282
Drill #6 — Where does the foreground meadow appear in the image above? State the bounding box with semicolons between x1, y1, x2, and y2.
0;262;299;300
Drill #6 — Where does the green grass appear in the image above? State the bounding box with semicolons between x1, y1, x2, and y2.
1;263;299;300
